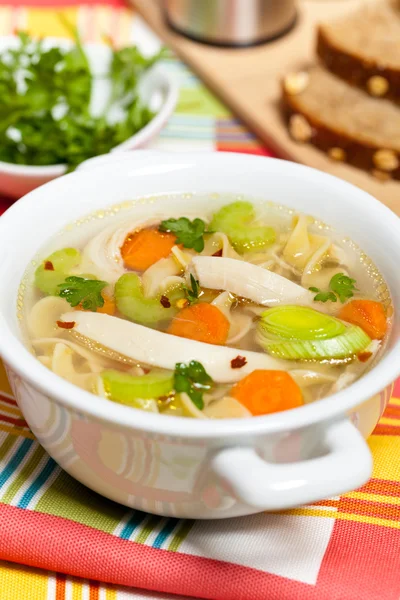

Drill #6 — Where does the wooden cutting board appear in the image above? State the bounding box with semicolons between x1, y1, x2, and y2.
132;0;399;215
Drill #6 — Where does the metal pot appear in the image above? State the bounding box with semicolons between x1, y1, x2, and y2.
163;0;297;47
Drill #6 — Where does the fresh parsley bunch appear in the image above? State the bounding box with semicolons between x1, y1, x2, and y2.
0;31;162;170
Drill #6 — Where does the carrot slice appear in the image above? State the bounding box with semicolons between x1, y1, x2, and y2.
121;229;177;271
76;293;115;316
230;370;303;416
167;303;230;345
339;299;387;340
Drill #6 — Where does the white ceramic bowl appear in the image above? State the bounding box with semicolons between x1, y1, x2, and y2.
0;37;178;199
0;151;399;519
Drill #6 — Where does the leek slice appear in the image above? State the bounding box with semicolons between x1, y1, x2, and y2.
257;324;371;360
101;369;174;406
34;248;81;295
260;306;346;340
210;201;276;252
258;305;371;360
115;273;183;325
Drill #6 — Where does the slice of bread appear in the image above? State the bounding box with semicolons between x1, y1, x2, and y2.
317;1;400;103
282;67;400;181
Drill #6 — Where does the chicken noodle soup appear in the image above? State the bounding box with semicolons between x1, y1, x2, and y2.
21;196;392;419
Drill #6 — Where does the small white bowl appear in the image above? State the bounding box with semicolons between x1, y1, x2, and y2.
0;151;399;519
0;37;178;199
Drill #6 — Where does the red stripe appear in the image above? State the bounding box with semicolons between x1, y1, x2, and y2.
0;393;17;407
381;406;400;419
337;497;400;522
56;573;66;600
0;413;27;428
216;144;276;157
89;581;100;600
358;478;400;498
311;499;339;509
372;424;400;436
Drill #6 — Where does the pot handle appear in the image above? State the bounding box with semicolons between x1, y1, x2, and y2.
210;418;372;511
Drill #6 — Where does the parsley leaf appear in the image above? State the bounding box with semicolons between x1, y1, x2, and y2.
330;273;357;303
56;16;92;113
110;46;165;107
183;274;201;304
0;31;161;170
309;273;357;304
58;276;107;311
174;361;213;410
308;287;337;303
159;217;206;252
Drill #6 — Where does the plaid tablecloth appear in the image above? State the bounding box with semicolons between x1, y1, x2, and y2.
0;2;400;599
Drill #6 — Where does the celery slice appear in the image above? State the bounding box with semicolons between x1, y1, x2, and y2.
257;324;371;360
210;201;276;252
115;273;183;325
101;369;174;406
260;306;346;340
34;248;81;295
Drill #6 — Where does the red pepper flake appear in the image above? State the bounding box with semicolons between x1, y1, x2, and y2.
158;395;169;402
44;261;54;271
57;320;75;330
160;295;171;308
213;249;223;257
231;356;247;369
358;351;373;363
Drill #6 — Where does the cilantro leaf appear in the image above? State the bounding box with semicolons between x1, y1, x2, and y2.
329;273;357;303
183;274;201;304
174;361;213;410
310;273;357;304
159;217;206;252
58;276;107;311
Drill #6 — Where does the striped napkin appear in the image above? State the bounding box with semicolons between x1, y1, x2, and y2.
0;3;400;600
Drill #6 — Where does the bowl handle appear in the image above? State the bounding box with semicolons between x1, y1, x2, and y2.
210;418;372;510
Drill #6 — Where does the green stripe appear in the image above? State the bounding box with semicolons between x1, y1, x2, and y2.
135;515;161;544
176;88;229;118
168;519;195;552
0;433;18;462
36;472;124;532
1;444;45;504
